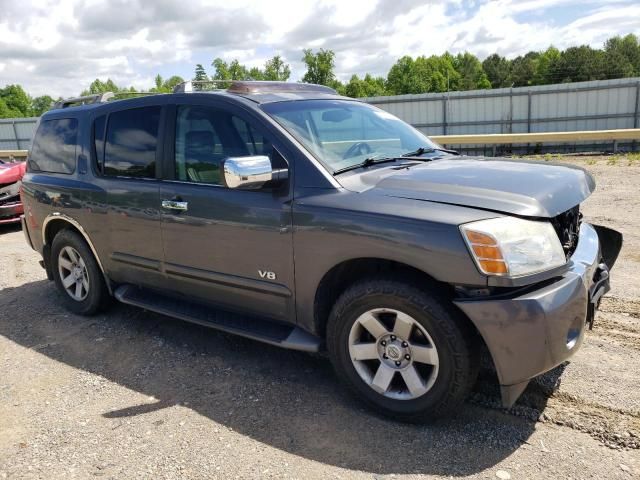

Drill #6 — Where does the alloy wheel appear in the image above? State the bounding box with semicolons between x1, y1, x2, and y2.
348;308;439;400
57;246;90;301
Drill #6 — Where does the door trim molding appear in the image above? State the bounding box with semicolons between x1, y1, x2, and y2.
165;262;292;298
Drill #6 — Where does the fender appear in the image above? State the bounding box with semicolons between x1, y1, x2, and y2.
42;212;113;294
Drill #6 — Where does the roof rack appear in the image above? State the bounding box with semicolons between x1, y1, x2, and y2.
173;80;230;93
173;80;337;95
51;91;165;110
52;92;114;109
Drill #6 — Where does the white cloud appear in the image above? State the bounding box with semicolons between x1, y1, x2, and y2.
0;0;638;97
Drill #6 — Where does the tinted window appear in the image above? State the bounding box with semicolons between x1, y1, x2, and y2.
175;106;273;184
93;115;106;172
28;118;78;174
104;107;161;178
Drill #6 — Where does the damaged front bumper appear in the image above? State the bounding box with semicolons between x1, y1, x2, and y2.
0;181;23;224
454;222;623;408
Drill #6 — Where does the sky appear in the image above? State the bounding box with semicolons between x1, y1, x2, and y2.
1;0;639;98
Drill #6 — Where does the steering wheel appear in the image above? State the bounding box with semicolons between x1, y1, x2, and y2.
343;141;373;159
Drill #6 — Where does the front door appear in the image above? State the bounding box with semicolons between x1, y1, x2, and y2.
159;101;295;321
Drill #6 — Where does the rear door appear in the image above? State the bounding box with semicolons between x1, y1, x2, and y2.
158;98;295;321
93;103;167;289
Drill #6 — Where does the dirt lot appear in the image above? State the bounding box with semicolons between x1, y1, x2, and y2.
1;155;639;479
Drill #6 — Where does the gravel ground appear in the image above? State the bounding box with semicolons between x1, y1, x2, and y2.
1;155;639;479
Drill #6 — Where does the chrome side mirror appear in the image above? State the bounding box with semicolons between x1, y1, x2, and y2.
222;155;288;190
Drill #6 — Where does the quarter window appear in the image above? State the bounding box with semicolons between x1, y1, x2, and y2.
175;105;273;184
104;106;161;178
28;118;78;174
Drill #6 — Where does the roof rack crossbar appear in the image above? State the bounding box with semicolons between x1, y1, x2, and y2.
173;80;338;95
173;80;232;93
52;92;115;110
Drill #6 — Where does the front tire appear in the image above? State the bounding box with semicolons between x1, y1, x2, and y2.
51;229;110;315
327;278;478;421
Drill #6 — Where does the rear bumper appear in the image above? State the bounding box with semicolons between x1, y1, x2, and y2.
0;201;23;224
454;222;622;407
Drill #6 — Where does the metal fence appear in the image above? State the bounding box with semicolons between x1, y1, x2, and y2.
2;77;639;155
365;77;640;154
0;118;38;150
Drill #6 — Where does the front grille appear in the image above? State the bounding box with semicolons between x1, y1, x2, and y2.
550;205;581;258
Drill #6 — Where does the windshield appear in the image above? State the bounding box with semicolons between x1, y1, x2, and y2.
261;100;440;173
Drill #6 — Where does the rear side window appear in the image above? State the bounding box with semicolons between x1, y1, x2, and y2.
104;106;161;178
28;118;78;174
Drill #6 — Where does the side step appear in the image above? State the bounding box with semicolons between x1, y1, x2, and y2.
114;284;321;353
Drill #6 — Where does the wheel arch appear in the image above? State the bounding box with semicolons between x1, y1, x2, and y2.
313;258;454;339
42;214;112;294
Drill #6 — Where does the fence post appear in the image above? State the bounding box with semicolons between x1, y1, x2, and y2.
633;81;640;152
11;121;20;150
527;92;532;133
442;96;448;135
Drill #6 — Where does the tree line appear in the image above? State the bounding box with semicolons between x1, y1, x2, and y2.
1;33;639;118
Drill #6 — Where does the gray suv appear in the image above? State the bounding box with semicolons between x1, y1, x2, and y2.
20;81;622;421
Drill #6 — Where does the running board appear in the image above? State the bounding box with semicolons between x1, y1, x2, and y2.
114;284;321;353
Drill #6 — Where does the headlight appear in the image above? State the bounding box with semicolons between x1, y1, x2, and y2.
460;217;566;277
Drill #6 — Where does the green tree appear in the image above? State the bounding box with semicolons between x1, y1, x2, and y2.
386;56;422;94
482;54;512;88
532;46;561;85
510;52;539;86
30;95;54;116
263;55;291;81
453;52;491;90
604;34;639;78
194;64;208;82
301;48;336;86
0;85;31;117
248;67;264;80
81;79;124;95
554;46;605;83
344;74;387;98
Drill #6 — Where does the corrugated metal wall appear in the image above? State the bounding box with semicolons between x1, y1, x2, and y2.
365;77;640;151
0;118;38;150
1;77;639;153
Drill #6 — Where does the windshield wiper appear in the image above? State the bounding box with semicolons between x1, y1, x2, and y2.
333;156;401;175
401;146;460;157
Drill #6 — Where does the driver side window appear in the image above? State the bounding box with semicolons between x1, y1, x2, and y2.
175;105;273;184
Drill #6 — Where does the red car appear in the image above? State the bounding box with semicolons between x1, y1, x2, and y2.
0;158;27;224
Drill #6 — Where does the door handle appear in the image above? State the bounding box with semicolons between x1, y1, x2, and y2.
162;199;188;212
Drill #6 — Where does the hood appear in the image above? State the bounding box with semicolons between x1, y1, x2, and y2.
348;157;595;218
0;161;26;185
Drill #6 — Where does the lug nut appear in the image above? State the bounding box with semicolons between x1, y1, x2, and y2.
383;353;388;359
390;335;396;341
380;340;386;346
395;361;401;367
401;341;408;348
405;354;411;360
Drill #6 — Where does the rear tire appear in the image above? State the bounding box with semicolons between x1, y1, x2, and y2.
327;278;478;422
51;229;111;315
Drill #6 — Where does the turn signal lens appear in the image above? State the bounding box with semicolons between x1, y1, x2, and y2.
463;229;509;275
471;245;504;260
478;259;508;274
465;231;496;245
